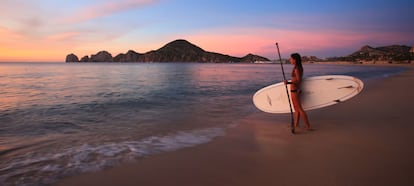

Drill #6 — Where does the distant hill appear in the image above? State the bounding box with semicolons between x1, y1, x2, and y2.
326;45;412;62
66;39;270;63
349;45;411;61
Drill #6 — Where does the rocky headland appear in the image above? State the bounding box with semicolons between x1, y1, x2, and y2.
66;39;269;63
66;40;413;64
323;45;413;64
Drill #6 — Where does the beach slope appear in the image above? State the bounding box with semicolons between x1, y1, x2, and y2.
57;66;414;186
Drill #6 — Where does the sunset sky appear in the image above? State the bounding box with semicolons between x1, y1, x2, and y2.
1;0;413;62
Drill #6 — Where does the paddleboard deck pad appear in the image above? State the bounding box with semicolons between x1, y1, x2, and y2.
253;75;364;113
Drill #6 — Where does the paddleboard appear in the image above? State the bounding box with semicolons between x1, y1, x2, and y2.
253;75;364;113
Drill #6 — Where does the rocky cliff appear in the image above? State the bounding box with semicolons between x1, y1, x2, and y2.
65;53;79;62
114;50;143;62
66;39;270;63
89;51;113;62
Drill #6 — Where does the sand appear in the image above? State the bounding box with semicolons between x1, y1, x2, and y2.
56;66;414;186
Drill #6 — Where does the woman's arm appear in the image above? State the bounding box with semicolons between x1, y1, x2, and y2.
284;68;302;85
285;69;301;85
291;69;301;84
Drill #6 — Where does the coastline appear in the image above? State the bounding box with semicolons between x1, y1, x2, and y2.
56;66;414;186
307;61;413;65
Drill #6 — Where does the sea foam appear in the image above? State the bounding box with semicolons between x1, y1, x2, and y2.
0;127;225;186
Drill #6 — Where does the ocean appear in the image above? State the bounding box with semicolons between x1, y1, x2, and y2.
0;62;406;185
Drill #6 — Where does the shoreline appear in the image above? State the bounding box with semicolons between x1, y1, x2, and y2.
306;61;413;65
56;66;414;186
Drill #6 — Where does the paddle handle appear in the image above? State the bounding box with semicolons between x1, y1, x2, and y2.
276;43;288;81
275;43;295;134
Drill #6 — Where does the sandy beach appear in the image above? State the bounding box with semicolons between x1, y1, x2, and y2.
56;65;414;186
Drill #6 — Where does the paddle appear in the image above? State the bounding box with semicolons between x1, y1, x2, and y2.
275;43;295;134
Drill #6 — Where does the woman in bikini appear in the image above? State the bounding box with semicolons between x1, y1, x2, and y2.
284;53;312;130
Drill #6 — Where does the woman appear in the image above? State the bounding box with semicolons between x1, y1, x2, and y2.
284;53;312;130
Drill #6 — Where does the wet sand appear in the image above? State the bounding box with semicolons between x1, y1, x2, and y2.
57;66;414;186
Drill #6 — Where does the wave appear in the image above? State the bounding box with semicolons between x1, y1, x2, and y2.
0;127;225;186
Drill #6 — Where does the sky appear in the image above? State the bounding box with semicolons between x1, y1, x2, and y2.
1;0;413;62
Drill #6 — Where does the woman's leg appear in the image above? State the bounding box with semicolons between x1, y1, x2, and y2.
299;109;311;130
291;93;311;130
294;111;300;128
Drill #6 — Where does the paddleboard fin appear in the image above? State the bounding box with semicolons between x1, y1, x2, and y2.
338;85;354;89
266;95;272;106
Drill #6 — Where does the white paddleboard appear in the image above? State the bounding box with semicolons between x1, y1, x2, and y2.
253;75;364;113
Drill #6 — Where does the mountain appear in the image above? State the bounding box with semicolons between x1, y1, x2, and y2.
113;50;143;62
141;39;239;62
349;45;411;61
326;45;412;62
66;39;270;63
240;53;271;62
90;51;113;62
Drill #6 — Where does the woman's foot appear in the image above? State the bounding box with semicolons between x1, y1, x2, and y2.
294;124;300;129
305;127;314;131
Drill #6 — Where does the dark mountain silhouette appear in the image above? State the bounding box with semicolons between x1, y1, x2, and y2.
326;45;412;62
66;39;270;63
349;45;411;61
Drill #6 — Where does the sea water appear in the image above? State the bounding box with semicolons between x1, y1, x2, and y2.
0;62;405;185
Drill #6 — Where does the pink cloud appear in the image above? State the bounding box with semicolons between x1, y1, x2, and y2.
47;32;82;41
0;26;24;41
63;0;158;23
0;27;85;62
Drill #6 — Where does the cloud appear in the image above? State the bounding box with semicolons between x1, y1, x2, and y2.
47;32;83;41
63;0;159;23
0;27;24;41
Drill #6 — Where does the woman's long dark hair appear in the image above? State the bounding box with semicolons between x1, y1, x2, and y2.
291;53;303;76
